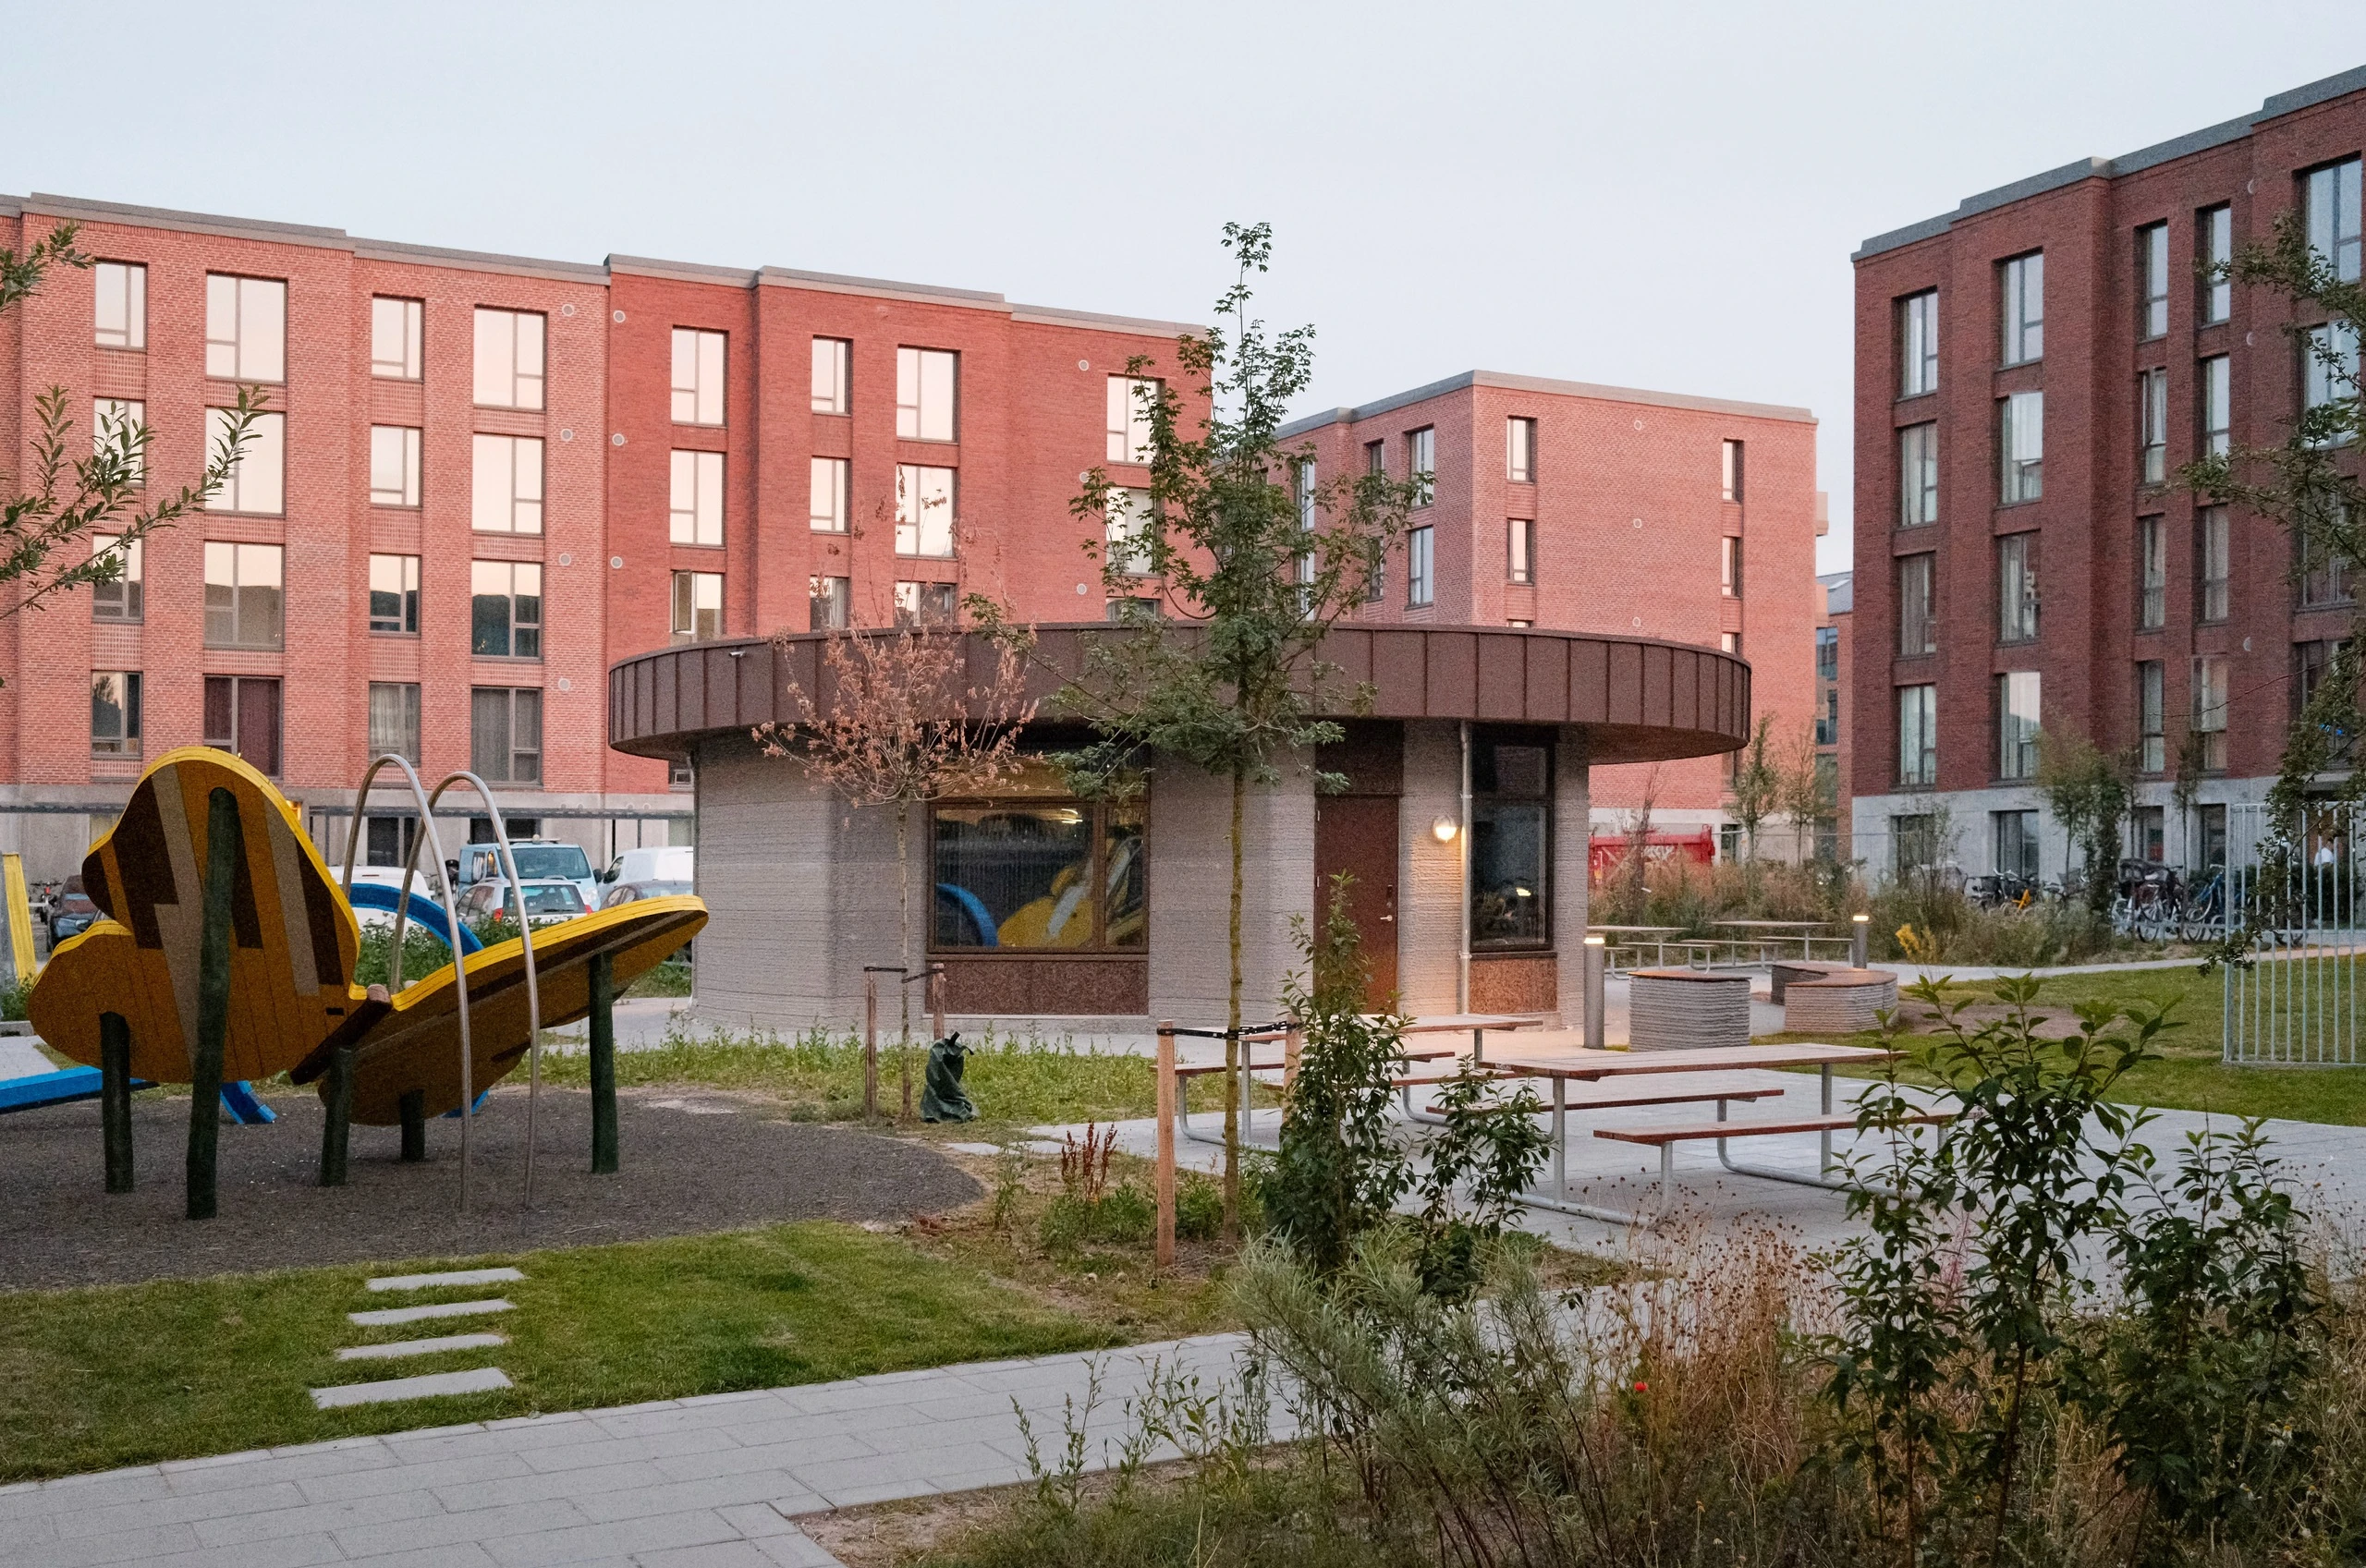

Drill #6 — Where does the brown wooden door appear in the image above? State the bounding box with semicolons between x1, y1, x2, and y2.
1313;795;1399;1009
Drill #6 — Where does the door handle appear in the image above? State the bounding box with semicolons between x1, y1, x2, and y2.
1378;915;1395;922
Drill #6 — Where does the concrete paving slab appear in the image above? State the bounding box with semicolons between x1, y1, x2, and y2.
339;1331;510;1361
350;1297;516;1328
368;1268;526;1293
311;1367;515;1410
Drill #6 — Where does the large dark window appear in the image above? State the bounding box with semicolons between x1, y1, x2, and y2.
1470;732;1550;949
932;772;1143;951
203;675;281;775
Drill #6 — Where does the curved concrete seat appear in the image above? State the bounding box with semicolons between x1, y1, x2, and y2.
1781;968;1898;1034
1768;959;1853;1003
1627;967;1751;1051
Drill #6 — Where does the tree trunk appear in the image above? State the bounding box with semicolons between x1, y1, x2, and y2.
1224;761;1244;1239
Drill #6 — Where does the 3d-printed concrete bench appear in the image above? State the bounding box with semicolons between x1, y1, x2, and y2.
1780;967;1899;1033
1626;967;1752;1051
1769;959;1854;1004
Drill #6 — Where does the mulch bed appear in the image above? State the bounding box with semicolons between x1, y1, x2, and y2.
0;1085;982;1290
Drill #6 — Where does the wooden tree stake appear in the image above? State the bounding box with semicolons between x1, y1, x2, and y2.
863;970;879;1120
101;1011;132;1194
186;787;238;1222
1154;1021;1177;1269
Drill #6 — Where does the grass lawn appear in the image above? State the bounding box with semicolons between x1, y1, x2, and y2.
1765;960;2366;1125
0;1219;1116;1485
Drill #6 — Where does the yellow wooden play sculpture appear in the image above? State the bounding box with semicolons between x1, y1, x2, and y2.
30;747;705;1121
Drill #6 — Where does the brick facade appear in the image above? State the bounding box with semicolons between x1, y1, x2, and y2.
1850;67;2366;880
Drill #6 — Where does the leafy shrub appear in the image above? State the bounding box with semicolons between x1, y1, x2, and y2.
1039;1181;1156;1254
1175;1172;1223;1242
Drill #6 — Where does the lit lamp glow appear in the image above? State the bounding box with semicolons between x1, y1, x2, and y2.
1431;816;1459;843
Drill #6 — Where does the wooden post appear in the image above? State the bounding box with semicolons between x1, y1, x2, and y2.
589;951;617;1173
101;1011;132;1194
399;1088;426;1161
931;964;946;1042
1154;1021;1176;1269
863;971;879;1120
186;787;239;1222
319;1046;354;1186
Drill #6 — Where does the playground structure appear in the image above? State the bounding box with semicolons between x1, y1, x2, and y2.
22;747;704;1220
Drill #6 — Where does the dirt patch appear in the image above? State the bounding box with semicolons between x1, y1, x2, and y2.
0;1085;981;1289
1881;999;2087;1039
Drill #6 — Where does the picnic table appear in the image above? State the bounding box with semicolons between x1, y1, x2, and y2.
1174;1015;1540;1148
1483;1039;1907;1225
1714;919;1835;961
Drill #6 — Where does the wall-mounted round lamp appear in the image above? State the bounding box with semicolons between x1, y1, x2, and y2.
1431;815;1459;843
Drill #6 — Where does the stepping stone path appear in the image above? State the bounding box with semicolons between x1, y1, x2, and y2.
310;1267;523;1411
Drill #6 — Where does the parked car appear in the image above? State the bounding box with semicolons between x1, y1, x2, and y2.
455;878;589;929
601;878;692;910
46;885;100;946
601;845;693;888
451;839;600;912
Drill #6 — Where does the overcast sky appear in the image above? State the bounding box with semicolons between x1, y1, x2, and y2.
9;2;2366;573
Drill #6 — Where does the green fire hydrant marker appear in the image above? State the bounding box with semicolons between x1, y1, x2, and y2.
186;787;240;1222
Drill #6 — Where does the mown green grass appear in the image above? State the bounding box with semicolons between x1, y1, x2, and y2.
1767;961;2366;1125
0;1221;1110;1484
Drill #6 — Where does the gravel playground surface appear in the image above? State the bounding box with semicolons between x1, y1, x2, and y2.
0;1085;982;1289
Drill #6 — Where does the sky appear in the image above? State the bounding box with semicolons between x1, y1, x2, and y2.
8;1;2366;576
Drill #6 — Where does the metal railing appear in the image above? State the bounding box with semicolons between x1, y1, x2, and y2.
2223;801;2365;1066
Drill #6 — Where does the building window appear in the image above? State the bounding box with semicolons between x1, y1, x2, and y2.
1105;487;1153;576
472;308;546;409
204;274;286;383
1506;417;1536;481
2197;505;2230;623
2303;322;2361;435
91;672;140;758
2137;516;2167;630
669;449;725;546
1898;684;1937;785
1364;439;1384;476
1997;532;2038;644
1816;624;1839;684
1722;631;1741;656
811;337;850;414
1897;553;1936;655
810;576;849;630
895;581;957;626
206;408;285;515
2001;252;2043;365
370;553;419;635
2200;354;2231;457
2190;654;2229;771
93;398;144;485
1721;535;1743;599
371;297;422;380
671;570;723;643
203;676;281;775
930;777;1143;952
1407;427;1434;508
1720;439;1744;504
470;561;543;660
2132;805;2165;863
1470;734;1549;949
1994;809;2040;880
1899;289;1939;396
94;261;145;350
1999;389;2043;504
202;541;283;650
2138;660;2165;772
2300;504;2352;606
470;687;542;784
671;328;726;425
1407;525;1433;607
2294;638;2350;719
896;347;957;441
1507;518;1534;584
2201;205;2233;324
91;535;141;622
1996;670;2040;780
1892;813;1938;876
369;682;421;763
1106;376;1159;464
895;464;956;556
2139;368;2168;484
1898;422;1937;526
470;434;543;533
2139;223;2170;339
369;425;421;508
1815;685;1840;747
809;456;848;533
2305;157;2362;283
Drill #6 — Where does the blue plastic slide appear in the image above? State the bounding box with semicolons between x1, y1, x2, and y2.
344;881;486;954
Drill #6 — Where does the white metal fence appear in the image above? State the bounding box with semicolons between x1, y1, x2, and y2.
2224;800;2365;1066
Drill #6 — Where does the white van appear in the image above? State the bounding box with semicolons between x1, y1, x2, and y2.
602;845;694;889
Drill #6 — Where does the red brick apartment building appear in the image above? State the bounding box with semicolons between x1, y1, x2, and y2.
0;191;1194;879
1277;373;1823;849
1851;66;2366;881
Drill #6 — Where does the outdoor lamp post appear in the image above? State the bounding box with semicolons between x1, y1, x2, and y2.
1582;934;1607;1050
1850;912;1870;968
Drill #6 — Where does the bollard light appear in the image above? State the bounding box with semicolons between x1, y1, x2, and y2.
1850;912;1870;968
1581;934;1608;1051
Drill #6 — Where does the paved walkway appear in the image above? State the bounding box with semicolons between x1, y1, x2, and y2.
0;1334;1250;1567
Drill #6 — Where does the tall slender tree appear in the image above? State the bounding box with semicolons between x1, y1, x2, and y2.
984;224;1421;1234
3;224;264;648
